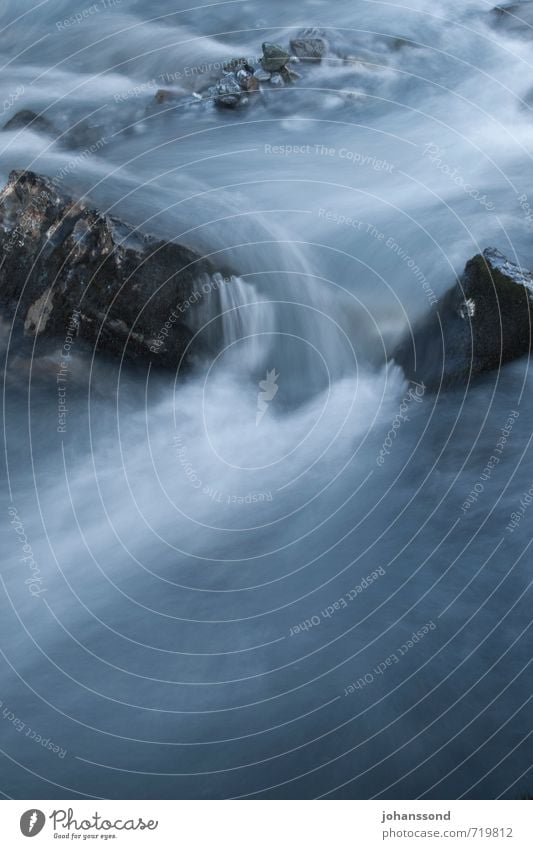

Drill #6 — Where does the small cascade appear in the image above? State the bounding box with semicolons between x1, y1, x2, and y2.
187;272;275;372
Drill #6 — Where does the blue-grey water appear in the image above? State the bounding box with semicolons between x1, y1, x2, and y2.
0;0;532;799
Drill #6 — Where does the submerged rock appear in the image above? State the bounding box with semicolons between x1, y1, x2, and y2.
154;88;180;104
393;248;533;389
3;110;111;153
388;36;421;51
491;2;533;32
3;110;55;134
0;170;230;368
284;68;302;82
290;29;328;61
269;73;284;88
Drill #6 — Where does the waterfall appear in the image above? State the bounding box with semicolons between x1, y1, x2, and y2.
185;271;274;373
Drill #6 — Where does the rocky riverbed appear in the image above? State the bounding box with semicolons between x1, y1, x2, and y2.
2;0;533;805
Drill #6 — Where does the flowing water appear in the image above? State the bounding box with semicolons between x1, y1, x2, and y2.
0;0;532;799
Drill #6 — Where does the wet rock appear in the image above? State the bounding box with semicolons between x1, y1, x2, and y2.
253;68;271;82
213;73;243;107
290;29;328;61
0;170;230;369
261;42;290;71
279;65;301;83
269;73;284;87
3;110;55;134
236;69;260;91
393;248;533;389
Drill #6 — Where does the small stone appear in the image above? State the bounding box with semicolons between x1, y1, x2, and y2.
280;65;302;83
216;95;240;108
223;57;255;74
253;68;271;82
236;69;259;91
261;42;290;71
269;73;284;87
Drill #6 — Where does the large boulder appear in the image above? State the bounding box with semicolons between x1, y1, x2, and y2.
0;170;230;367
393;248;533;389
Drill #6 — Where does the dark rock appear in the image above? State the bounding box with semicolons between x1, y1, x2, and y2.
62;121;107;150
213;73;243;107
393;248;533;389
3;110;55;134
290;29;328;61
261;42;290;71
0;170;230;368
154;89;179;104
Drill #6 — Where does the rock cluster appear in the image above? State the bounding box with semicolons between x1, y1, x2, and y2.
202;38;317;109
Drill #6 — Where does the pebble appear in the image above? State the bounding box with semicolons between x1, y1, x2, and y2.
253;68;271;82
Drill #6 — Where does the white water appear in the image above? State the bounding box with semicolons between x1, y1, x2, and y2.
1;0;532;799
